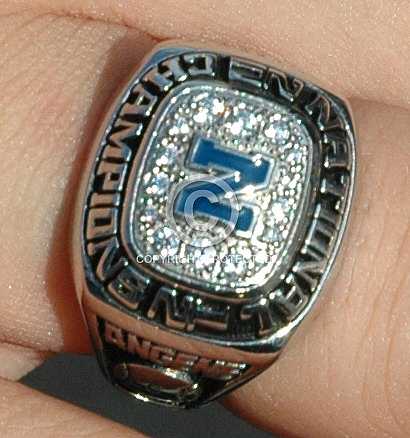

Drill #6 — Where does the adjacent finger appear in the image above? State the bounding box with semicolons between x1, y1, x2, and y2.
226;101;410;438
12;0;410;109
0;9;155;362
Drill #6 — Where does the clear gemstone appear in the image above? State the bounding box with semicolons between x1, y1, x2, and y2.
272;202;286;222
212;99;225;115
153;226;179;256
227;109;259;139
171;118;190;134
164;145;178;164
141;206;158;224
255;251;270;264
264;121;291;144
193;246;217;269
281;175;291;185
229;119;243;135
287;150;302;163
149;172;169;195
288;178;298;189
262;226;280;242
223;253;246;276
193;109;208;124
190;237;213;248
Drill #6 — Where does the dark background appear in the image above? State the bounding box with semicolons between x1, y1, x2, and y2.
22;354;273;438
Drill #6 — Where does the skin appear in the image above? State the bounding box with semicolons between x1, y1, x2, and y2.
0;0;409;436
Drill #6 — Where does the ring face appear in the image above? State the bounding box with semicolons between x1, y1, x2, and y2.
125;81;314;293
76;42;356;407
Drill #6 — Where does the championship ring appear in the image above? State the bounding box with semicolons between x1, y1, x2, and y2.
73;42;356;407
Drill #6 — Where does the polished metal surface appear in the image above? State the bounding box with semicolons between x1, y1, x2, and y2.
73;41;356;408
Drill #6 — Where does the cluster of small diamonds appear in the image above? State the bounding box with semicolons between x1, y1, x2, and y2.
133;84;312;290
